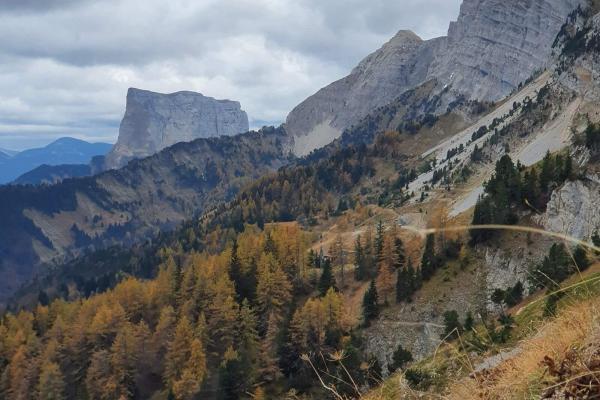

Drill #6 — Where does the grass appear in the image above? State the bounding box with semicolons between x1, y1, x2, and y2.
361;263;600;400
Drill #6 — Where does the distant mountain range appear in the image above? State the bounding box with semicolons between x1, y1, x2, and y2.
0;137;112;184
13;164;92;185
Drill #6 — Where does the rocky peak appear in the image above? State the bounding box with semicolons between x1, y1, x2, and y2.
104;88;249;169
285;29;427;155
285;0;585;156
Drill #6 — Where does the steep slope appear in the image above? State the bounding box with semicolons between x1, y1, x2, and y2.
286;0;584;155
287;30;428;155
104;88;249;169
0;127;291;302
0;138;111;184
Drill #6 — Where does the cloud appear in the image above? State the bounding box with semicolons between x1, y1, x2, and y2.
0;0;462;150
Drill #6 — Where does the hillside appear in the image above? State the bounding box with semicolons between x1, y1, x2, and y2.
12;164;92;185
2;0;600;399
0;127;292;303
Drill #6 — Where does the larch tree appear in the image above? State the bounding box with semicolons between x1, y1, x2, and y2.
38;361;65;400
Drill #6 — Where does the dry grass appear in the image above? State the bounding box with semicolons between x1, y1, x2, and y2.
447;296;600;399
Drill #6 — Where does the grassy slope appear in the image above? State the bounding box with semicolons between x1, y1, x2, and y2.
363;261;600;400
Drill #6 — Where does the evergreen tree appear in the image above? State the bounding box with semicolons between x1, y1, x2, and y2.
562;154;573;181
407;258;421;293
522;168;541;209
393;237;406;270
491;289;505;308
354;235;367;281
362;280;379;326
463;311;474;331
530;243;572;289
573;245;590;271
593;230;600;255
504;282;524;307
470;196;493;243
388;345;413;374
441;310;462;340
539;151;554;192
228;240;244;301
218;347;244;400
307;249;317;268
396;267;411;303
318;258;336;296
420;234;436;281
375;221;385;264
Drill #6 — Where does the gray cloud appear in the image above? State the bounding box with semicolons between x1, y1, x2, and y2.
0;0;461;150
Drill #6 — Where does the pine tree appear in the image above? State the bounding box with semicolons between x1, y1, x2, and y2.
396;267;411;303
218;347;244;400
332;234;345;287
420;234;436;281
522;168;541;209
441;310;462;340
354;235;367;281
393;237;406;270
407;258;421;293
318;258;336;296
388;345;413;373
362;279;379;326
573;245;590;271
593;230;600;255
375;221;385;264
540;151;554;192
562;153;573;181
228;240;244;301
463;311;474;331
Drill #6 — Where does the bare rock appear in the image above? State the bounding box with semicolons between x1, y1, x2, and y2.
105;88;249;169
286;0;584;156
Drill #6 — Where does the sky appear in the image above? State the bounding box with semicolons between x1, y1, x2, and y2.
0;0;462;150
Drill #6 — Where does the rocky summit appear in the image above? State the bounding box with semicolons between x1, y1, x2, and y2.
286;0;584;156
104;88;249;169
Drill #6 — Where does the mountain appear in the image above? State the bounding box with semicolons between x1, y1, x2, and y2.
12;164;92;185
4;1;600;399
0;137;112;184
0;127;291;302
0;147;18;158
286;0;584;155
103;88;250;170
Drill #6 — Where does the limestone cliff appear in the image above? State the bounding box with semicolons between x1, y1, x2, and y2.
105;88;249;169
286;0;584;156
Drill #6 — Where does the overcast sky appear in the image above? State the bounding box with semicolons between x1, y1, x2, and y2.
0;0;462;150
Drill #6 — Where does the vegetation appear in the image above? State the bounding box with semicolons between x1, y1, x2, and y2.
471;152;573;243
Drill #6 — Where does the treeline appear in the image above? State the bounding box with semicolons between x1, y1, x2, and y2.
0;224;387;400
471;152;574;243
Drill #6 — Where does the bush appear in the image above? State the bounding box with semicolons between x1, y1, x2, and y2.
404;368;433;390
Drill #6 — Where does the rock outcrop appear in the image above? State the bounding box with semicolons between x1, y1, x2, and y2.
286;0;584;155
105;89;249;169
537;175;600;240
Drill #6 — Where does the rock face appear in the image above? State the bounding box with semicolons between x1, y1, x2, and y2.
105;89;249;169
286;0;584;155
537;176;600;240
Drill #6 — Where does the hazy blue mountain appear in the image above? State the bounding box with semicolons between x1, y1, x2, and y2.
0;138;112;184
0;148;18;158
12;164;92;185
